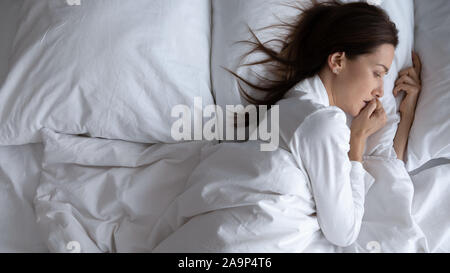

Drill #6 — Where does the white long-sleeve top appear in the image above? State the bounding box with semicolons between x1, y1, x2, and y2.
276;74;375;247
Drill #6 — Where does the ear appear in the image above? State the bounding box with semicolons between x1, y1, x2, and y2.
328;52;346;74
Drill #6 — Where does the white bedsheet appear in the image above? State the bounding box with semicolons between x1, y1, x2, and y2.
149;141;335;253
412;163;450;253
151;146;428;253
0;0;22;85
0;0;47;253
343;156;428;253
32;129;435;253
0;144;48;252
34;129;213;252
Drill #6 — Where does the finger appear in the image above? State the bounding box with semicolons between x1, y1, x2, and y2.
398;67;411;77
412;51;422;76
374;101;386;118
364;99;378;117
395;74;417;87
375;98;383;111
373;107;386;120
393;83;420;96
399;67;419;83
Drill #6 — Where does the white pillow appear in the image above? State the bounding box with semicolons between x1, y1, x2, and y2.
0;0;213;145
406;0;450;172
211;0;414;158
211;0;300;109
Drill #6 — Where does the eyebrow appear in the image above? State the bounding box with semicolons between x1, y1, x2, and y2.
377;64;390;73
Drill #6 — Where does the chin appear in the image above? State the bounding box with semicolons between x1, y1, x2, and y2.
349;109;359;118
340;107;358;118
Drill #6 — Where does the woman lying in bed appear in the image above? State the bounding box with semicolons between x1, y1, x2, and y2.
228;1;422;247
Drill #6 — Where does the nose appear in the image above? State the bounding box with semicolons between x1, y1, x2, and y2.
373;85;384;99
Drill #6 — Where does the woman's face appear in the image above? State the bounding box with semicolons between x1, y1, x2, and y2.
332;44;395;117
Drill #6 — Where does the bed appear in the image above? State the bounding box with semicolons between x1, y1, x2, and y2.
0;0;449;253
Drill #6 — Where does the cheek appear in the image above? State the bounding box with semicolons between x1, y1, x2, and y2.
344;74;367;101
345;74;370;116
343;65;366;89
336;67;371;116
352;70;375;97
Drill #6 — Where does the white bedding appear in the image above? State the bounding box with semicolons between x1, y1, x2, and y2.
1;128;443;253
0;0;47;253
0;0;449;253
0;0;22;85
343;156;428;253
406;0;450;171
151;149;428;253
149;141;335;253
34;129;213;252
0;0;213;145
0;144;47;252
33;129;430;253
412;163;450;253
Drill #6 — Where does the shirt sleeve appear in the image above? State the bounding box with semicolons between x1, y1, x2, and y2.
289;108;375;247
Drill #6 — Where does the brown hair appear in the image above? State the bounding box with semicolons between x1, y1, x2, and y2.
227;0;399;106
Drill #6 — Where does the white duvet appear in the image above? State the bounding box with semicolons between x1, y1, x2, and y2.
35;129;430;253
35;129;212;252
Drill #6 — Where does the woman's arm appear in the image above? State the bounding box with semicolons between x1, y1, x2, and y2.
298;108;382;247
393;52;422;162
393;113;415;161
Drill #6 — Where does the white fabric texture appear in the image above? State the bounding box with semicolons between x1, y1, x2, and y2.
0;144;48;252
0;0;213;145
0;0;22;85
34;129;212;252
344;156;428;253
406;0;450;171
0;0;48;253
412;163;450;253
149;141;336;253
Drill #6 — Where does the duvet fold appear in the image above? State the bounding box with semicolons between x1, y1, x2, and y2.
35;129;428;253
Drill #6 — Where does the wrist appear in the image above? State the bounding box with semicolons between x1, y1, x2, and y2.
349;134;366;162
351;130;368;141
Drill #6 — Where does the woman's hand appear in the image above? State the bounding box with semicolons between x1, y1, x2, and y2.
348;99;387;162
393;52;422;162
351;98;387;139
394;52;422;119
